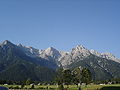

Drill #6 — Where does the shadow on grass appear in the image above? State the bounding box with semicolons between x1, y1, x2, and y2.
100;86;120;90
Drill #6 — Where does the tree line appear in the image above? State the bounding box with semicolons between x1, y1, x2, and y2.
55;67;92;90
0;67;120;86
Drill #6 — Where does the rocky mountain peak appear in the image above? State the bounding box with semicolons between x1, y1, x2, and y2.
17;43;23;47
1;40;120;66
17;44;40;57
76;45;86;50
90;49;101;56
59;45;91;67
102;52;115;57
71;45;91;57
1;40;13;45
101;52;116;60
40;47;61;60
72;45;89;52
90;50;120;63
0;40;15;48
45;47;57;53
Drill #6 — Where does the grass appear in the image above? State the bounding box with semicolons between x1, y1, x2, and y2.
0;84;120;90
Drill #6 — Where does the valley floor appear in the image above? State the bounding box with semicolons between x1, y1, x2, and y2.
0;84;120;90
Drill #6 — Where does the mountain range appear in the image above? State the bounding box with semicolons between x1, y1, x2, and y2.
0;40;120;81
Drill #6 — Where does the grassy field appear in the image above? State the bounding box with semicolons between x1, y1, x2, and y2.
0;84;120;90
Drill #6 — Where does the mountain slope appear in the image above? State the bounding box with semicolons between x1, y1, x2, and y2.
67;55;120;80
59;45;120;80
0;40;56;81
0;40;120;81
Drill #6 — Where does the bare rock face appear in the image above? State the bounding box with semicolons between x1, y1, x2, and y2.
90;50;120;63
39;47;61;60
59;45;91;67
17;42;120;67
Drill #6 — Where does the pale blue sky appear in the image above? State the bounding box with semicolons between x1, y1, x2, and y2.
0;0;120;57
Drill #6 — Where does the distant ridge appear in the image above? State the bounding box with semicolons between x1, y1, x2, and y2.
0;40;120;81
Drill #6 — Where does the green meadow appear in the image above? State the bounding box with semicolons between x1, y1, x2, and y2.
0;84;120;90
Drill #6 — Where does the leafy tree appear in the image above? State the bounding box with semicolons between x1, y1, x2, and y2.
63;69;72;87
55;68;64;90
55;68;64;85
81;68;92;85
72;67;82;86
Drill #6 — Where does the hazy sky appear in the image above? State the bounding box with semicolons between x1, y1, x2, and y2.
0;0;120;57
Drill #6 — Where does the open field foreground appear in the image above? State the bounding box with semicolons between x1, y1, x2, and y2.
0;84;120;90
